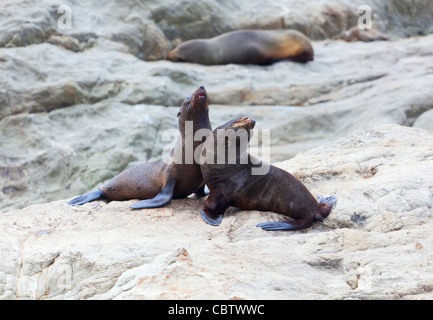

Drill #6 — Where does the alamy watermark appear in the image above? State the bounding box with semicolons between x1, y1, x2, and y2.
55;4;372;31
358;5;372;30
57;5;72;30
161;121;271;176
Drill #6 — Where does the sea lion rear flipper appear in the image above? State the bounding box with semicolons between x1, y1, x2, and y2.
256;218;313;231
68;190;105;206
200;190;227;226
317;195;337;219
258;195;338;231
129;175;176;209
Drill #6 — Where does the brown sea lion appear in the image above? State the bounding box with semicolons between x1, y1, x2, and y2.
199;116;336;231
166;29;314;65
68;85;212;209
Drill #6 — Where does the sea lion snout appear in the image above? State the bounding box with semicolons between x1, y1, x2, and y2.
198;85;206;98
245;117;256;129
232;116;256;130
180;86;210;118
191;85;208;104
166;49;178;61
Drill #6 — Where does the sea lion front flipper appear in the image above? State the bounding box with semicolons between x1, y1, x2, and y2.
129;175;176;209
200;190;228;226
256;218;313;231
200;209;224;226
68;190;105;206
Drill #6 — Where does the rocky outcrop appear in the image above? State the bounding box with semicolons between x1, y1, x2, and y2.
1;2;433;221
1;0;433;301
0;0;171;60
1;33;433;212
1;124;432;300
2;0;433;55
413;109;433;131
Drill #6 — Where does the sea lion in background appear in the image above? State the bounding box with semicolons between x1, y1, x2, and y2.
199;116;336;231
68;85;212;208
166;29;314;65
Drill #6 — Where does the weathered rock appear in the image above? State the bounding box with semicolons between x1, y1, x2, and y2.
2;33;433;118
0;0;171;60
148;0;433;41
339;27;389;42
1;124;432;300
1;0;433;301
0;102;178;213
0;1;57;48
2;0;433;56
413;109;433;131
1;34;433;213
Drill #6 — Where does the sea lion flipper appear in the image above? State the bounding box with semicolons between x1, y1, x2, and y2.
256;222;292;231
200;190;228;226
317;195;337;219
256;218;313;231
317;195;337;206
68;190;105;206
129;175;176;209
200;209;224;226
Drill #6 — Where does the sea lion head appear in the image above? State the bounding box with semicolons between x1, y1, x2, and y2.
216;116;256;144
222;116;256;132
190;85;209;113
285;30;314;62
177;85;209;122
166;48;181;62
202;116;256;166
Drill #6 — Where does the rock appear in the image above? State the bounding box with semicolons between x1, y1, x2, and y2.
2;0;433;57
340;26;389;42
1;34;433;213
1;0;433;300
413;109;433;131
149;0;236;42
1;124;432;299
148;0;433;41
0;102;178;213
2;33;433;118
0;0;171;60
0;1;56;48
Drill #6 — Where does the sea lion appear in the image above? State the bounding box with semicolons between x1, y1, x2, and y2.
68;85;212;208
166;29;314;65
199;116;336;231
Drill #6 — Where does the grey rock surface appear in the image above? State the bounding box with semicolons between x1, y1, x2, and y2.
1;0;433;300
1;124;432;300
1;34;433;212
413;109;433;131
